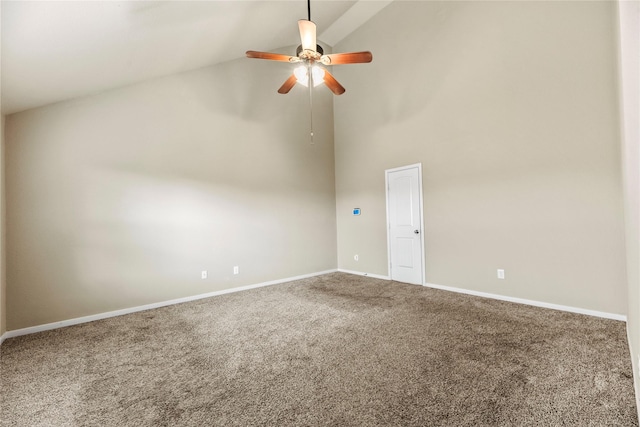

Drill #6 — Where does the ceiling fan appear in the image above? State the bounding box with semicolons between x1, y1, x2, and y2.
245;0;373;95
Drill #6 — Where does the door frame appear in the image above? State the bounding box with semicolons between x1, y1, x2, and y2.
385;163;426;285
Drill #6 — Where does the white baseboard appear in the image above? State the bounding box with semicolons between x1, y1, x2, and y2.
335;271;624;321
337;269;390;281
1;269;338;342
1;270;627;345
424;282;627;322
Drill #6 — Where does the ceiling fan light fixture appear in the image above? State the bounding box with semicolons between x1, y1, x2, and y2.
311;66;325;87
294;65;325;88
293;65;307;85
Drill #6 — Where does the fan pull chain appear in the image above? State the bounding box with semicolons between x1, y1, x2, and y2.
309;65;314;144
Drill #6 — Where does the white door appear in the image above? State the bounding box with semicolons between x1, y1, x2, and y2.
386;164;424;285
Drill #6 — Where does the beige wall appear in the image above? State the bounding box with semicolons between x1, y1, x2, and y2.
2;0;632;339
5;56;337;330
1;0;5;337
334;1;627;315
1;114;5;337
618;0;640;411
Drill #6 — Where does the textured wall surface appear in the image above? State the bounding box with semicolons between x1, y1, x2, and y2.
1;114;5;337
6;56;337;330
334;1;627;315
617;0;640;413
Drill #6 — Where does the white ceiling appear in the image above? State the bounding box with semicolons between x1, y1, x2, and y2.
1;0;392;115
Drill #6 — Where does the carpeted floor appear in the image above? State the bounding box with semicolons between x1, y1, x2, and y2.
1;272;638;426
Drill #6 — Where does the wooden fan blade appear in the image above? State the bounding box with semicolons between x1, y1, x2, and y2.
298;20;317;52
246;51;296;62
323;70;346;95
322;51;373;65
278;74;298;94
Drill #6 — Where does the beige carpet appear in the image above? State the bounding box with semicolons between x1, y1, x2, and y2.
1;272;637;426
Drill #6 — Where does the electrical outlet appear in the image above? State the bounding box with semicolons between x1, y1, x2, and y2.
233;266;239;275
497;269;505;279
354;254;359;261
201;270;207;279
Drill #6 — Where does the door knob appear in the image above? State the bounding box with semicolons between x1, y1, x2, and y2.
414;230;420;234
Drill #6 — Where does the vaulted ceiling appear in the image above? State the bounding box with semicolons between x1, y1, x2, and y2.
1;0;392;115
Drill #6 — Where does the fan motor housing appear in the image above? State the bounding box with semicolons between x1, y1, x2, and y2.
296;44;324;57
